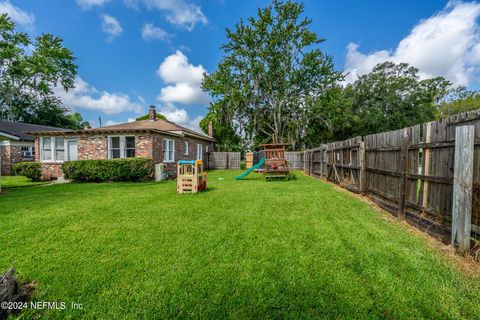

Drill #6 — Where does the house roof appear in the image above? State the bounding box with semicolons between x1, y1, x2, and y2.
29;119;215;142
0;120;66;141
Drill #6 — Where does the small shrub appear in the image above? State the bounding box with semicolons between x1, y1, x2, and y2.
61;158;154;182
13;162;42;181
240;161;246;170
287;172;297;180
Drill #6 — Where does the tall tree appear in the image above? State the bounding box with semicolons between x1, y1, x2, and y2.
304;85;359;147
0;14;81;128
202;0;342;149
345;62;451;136
199;106;241;151
436;88;480;119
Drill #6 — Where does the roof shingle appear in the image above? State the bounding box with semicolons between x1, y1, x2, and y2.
0;120;66;141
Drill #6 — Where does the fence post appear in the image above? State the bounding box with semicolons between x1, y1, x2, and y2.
359;141;366;193
303;150;309;174
398;128;409;220
451;125;474;253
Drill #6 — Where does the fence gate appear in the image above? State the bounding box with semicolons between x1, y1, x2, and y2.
227;152;240;169
207;152;240;169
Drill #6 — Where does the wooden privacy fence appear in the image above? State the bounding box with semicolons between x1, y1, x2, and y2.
284;151;304;169
304;110;480;252
207;152;240;169
303;137;364;193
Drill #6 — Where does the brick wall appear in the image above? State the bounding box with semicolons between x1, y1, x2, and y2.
34;138;40;162
78;135;108;160
33;133;213;179
41;163;63;181
10;146;25;163
76;134;155;160
152;134;163;164
1;142;35;175
135;134;154;158
0;145;11;175
154;134;213;171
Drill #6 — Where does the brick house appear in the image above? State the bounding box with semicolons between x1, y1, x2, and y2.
0;120;66;175
30;106;215;180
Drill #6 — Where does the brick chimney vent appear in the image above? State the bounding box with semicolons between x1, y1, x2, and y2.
149;105;157;121
208;121;213;138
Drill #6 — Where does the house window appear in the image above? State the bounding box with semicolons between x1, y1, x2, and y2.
41;137;65;162
184;141;189;156
109;137;121;159
41;137;52;161
196;144;203;160
163;139;175;162
55;137;65;161
21;146;34;158
125;136;136;158
108;136;135;159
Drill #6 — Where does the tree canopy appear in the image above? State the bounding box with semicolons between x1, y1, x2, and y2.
202;0;343;150
201;1;475;151
135;113;167;121
344;62;451;136
436;89;480;119
0;13;86;129
305;62;456;145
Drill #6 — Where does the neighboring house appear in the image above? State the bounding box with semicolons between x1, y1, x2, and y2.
30;106;215;180
0;120;66;175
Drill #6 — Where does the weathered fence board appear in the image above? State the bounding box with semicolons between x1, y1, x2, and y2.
207;152;240;169
285;151;304;169
227;152;241;169
303;109;480;248
451;126;474;252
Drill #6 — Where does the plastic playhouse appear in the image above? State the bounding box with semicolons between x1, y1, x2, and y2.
177;160;207;194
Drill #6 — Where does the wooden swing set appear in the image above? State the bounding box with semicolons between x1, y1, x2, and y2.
261;134;290;180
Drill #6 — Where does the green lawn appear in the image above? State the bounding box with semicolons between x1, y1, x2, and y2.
1;170;479;319
0;176;48;189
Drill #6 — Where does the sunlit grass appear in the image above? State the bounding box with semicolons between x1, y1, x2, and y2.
1;170;479;319
0;175;47;189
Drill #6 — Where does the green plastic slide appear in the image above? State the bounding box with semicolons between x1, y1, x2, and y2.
235;158;265;180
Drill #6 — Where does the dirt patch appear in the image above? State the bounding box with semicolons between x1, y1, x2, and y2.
0;269;36;320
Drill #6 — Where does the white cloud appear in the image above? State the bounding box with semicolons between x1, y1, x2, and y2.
0;1;34;30
77;0;110;9
344;1;480;86
101;14;123;41
104;119;121;126
137;0;207;31
154;50;209;131
159;103;203;131
137;95;146;104
157;50;205;84
55;76;143;115
156;50;209;105
142;23;170;41
76;0;111;9
123;0;140;10
159;82;209;105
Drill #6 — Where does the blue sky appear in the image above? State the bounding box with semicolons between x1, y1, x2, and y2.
1;0;480;129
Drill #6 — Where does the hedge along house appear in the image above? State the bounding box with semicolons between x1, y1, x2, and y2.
30;106;215;180
0;120;66;175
